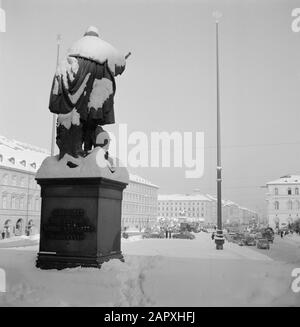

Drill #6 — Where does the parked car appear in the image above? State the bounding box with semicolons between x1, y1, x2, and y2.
224;232;236;242
238;236;256;246
142;232;164;239
257;238;270;250
172;231;195;240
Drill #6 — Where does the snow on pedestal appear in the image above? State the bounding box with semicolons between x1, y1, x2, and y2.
36;147;129;184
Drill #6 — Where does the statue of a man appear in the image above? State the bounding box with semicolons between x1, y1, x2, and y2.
49;26;126;159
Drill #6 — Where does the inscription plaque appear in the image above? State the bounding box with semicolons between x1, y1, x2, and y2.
43;208;94;241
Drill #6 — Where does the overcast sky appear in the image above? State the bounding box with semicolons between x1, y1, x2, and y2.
1;0;300;216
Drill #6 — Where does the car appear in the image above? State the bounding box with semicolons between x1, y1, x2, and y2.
142;232;164;239
257;238;270;250
243;236;256;246
172;231;195;240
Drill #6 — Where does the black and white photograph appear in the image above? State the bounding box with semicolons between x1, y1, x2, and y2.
0;0;300;312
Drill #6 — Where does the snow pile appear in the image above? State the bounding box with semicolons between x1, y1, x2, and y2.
0;234;39;249
68;34;125;75
36;149;129;183
0;233;299;306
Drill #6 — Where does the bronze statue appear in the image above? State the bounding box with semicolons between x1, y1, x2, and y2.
49;26;128;159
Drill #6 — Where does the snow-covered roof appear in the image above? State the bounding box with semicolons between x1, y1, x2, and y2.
0;135;49;173
129;173;159;188
68;29;126;75
158;194;212;201
266;175;300;185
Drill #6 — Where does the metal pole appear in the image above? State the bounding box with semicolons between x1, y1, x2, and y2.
50;34;61;156
213;12;224;250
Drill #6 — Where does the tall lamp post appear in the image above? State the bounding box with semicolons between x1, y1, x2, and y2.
50;34;62;156
213;11;225;250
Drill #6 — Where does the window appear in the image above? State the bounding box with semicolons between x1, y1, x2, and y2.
275;188;278;195
8;157;15;164
287;200;293;210
274;201;279;210
11;195;16;209
1;193;7;209
0;154;3;162
2;174;9;185
296;188;299;195
288;187;292;195
20;160;26;167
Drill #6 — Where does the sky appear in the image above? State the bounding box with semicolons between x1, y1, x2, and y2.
0;0;300;216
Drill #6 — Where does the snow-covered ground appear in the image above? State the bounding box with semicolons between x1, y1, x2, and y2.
0;233;299;306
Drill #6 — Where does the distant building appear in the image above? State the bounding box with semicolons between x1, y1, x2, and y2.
266;175;300;229
158;193;257;225
158;194;213;224
0;135;158;237
122;174;159;230
0;136;47;237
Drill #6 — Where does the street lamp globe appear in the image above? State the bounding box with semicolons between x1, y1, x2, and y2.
212;11;223;22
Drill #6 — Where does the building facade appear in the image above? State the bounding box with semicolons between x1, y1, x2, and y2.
0;136;47;237
0;135;159;237
122;174;159;230
158;194;213;224
158;193;257;226
266;175;300;229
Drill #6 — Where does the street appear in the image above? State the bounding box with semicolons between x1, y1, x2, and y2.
252;233;300;265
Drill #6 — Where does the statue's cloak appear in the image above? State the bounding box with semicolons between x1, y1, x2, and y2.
49;34;126;125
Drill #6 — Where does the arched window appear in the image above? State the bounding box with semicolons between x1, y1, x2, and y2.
274;201;279;210
275;188;278;195
15;219;24;236
288;187;292;195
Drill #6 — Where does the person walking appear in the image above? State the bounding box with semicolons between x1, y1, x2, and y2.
1;230;5;240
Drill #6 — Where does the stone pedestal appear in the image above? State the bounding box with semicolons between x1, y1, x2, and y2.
36;177;127;269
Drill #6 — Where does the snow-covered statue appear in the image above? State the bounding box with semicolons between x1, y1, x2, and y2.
49;26;126;159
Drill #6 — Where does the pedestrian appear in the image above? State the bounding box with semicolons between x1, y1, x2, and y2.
280;230;283;238
165;230;168;239
169;230;172;239
1;230;5;240
211;232;215;240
